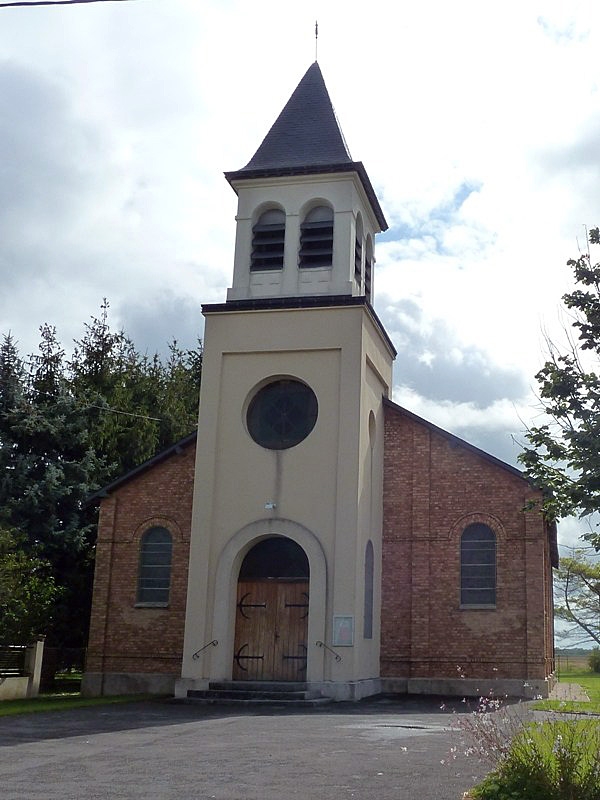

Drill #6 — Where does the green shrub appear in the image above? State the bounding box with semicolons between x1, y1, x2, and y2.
588;648;600;674
469;719;600;800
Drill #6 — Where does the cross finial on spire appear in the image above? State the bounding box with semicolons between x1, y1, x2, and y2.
315;20;318;61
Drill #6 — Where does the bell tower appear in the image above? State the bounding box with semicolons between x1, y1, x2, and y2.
177;63;396;701
225;62;387;304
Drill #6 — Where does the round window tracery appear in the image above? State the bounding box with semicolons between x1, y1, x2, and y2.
247;379;318;450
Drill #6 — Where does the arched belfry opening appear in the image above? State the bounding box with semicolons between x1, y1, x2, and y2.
233;537;310;681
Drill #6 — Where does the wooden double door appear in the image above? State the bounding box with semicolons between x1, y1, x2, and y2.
233;579;309;681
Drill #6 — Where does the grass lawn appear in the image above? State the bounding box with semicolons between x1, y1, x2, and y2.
534;664;600;714
0;692;161;717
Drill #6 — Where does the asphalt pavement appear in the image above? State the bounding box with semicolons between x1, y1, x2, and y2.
0;696;494;800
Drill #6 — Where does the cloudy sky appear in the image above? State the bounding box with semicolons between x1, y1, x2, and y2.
1;0;599;546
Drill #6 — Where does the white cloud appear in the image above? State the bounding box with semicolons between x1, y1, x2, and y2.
0;0;599;516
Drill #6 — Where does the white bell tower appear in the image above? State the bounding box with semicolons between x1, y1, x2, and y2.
178;63;396;701
225;62;386;304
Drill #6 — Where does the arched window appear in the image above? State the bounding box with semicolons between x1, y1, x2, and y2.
363;540;374;639
239;537;309;580
137;526;172;605
251;208;285;271
299;205;333;268
364;235;374;303
460;523;496;607
354;214;363;287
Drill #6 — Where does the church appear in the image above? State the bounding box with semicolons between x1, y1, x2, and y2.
82;63;557;702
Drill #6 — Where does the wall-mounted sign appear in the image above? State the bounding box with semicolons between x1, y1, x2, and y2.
333;615;354;646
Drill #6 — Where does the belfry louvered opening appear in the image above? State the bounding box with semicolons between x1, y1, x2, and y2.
299;205;333;268
354;214;363;287
251;208;286;271
365;235;373;303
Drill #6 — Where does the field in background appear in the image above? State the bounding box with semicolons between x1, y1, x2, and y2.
556;654;591;674
535;656;600;713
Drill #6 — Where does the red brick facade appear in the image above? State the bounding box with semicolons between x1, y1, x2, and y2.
381;400;555;684
85;438;195;687
84;402;556;694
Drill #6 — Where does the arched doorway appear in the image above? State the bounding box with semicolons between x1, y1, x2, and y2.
233;537;309;681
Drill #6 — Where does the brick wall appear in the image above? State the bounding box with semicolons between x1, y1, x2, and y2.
381;401;554;682
85;440;196;681
85;401;555;693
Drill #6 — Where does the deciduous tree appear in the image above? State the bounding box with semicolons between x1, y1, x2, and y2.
519;227;600;550
0;524;61;645
554;550;600;648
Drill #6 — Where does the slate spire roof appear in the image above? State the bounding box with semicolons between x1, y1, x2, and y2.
240;61;351;171
225;62;387;230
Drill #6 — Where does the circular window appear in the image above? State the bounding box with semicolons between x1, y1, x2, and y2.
247;379;318;450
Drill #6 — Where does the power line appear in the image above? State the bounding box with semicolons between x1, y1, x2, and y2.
0;0;136;8
24;384;163;422
86;403;161;422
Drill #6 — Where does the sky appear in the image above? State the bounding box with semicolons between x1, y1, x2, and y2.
1;0;599;549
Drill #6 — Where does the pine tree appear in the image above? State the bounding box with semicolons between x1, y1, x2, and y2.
0;305;202;648
0;327;101;646
68;300;163;480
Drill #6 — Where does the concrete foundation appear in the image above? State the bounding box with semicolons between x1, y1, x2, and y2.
86;671;555;701
381;676;554;699
81;672;178;697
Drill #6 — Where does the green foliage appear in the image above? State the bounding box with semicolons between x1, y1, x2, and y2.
470;720;600;800
0;526;61;645
68;300;202;483
519;227;600;547
0;325;105;647
589;648;600;673
0;301;202;647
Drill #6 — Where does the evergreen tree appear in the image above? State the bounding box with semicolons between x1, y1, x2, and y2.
0;334;28;507
155;339;202;450
67;301;201;482
0;326;101;646
0;304;202;648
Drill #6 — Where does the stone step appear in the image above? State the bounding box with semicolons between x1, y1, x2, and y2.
189;689;311;701
209;681;309;692
185;693;331;708
184;680;331;708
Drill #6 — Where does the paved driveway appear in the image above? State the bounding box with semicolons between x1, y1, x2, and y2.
0;697;489;800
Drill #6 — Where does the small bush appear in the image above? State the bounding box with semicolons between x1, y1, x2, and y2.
588;648;600;674
469;719;600;800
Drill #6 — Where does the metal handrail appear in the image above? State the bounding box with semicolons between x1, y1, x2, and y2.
315;640;342;662
192;640;218;660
